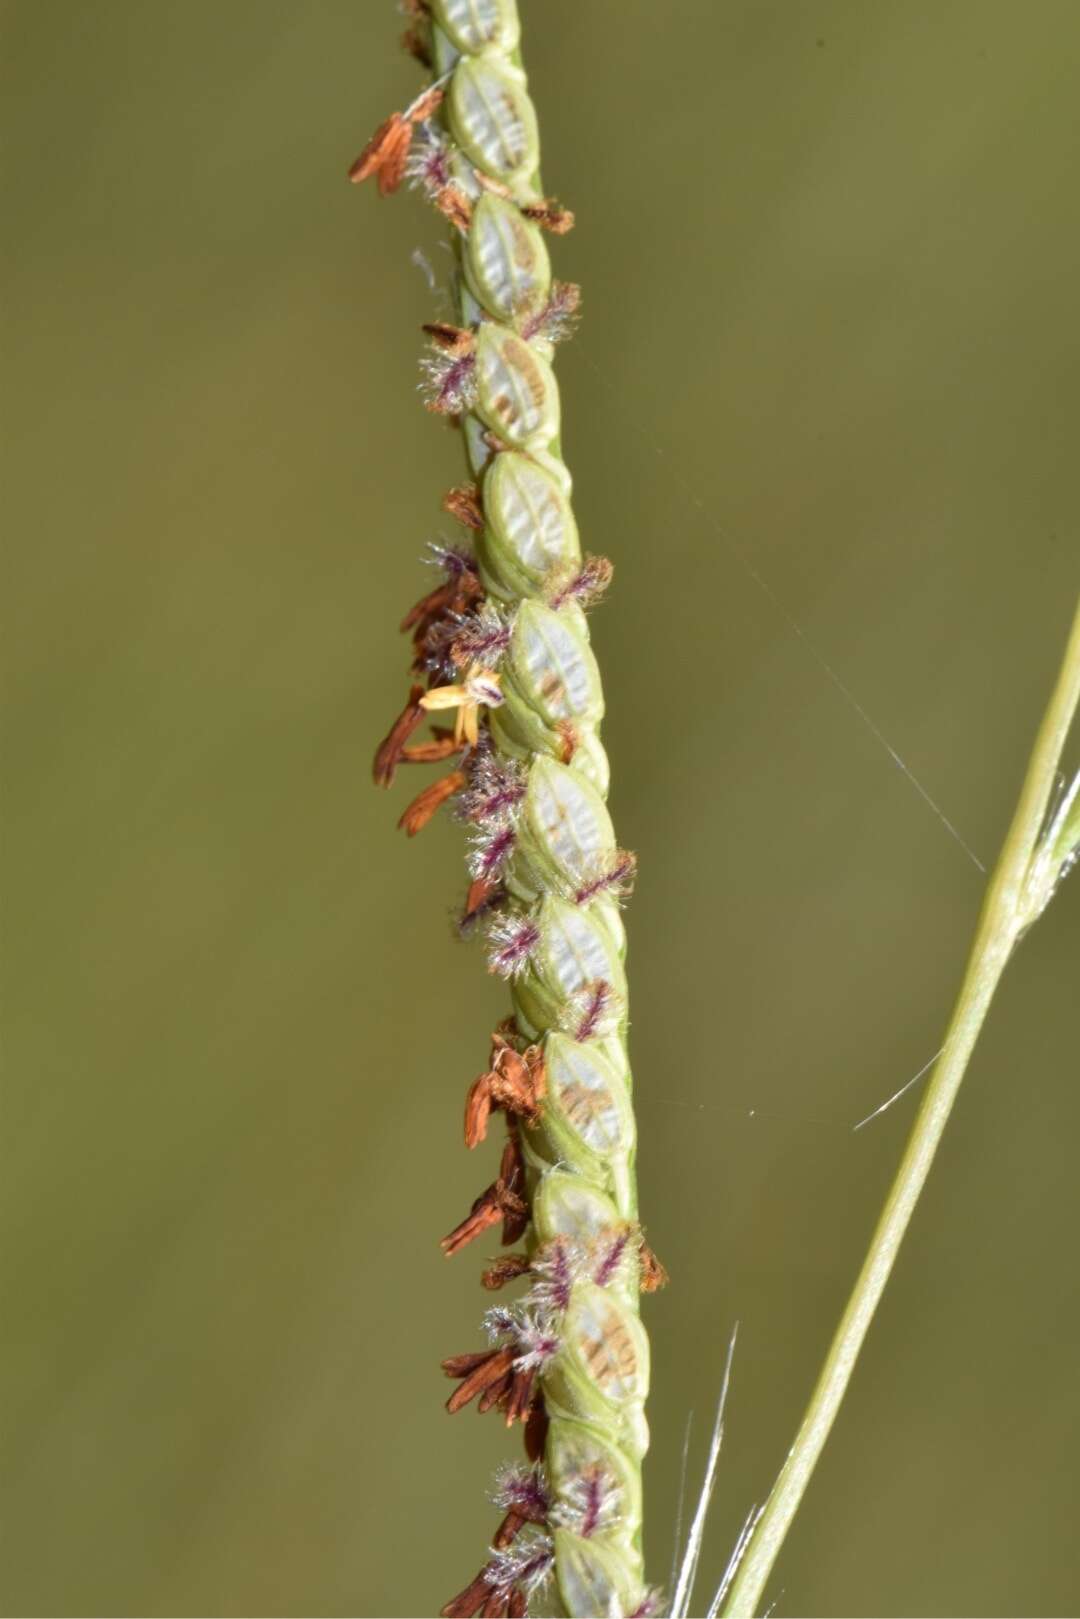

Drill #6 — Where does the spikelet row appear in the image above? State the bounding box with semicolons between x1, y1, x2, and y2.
356;4;662;1613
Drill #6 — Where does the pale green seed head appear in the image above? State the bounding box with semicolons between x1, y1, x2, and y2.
563;1282;649;1410
487;685;569;766
483;450;580;589
511;894;627;1034
513;756;615;895
464;192;551;325
547;1418;644;1547
502;598;603;730
541;1284;650;1461
554;1529;640;1619
533;1169;624;1246
448;57;539;190
474;326;561;447
541;1032;637;1187
409;15;652;1611
432;0;521;57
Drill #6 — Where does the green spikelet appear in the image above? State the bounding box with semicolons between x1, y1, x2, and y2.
359;3;660;1612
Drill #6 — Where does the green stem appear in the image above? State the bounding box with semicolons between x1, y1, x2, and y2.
723;594;1080;1618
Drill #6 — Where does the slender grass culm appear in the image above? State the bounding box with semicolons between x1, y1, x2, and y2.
352;4;663;1616
719;595;1080;1617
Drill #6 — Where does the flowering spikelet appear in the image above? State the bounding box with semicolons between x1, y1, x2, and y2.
442;1533;555;1616
487;915;540;978
530;1226;635;1312
480;1304;517;1344
459;753;527;824
527;1236;582;1313
551;1462;620;1539
521;280;581;346
490;1462;551;1552
406;123;453;196
592;1224;634;1289
547;554;615;613
485;1301;563;1379
450;604;514;670
420;351;477;416
469;822;517;883
509;1308;561;1374
469;1304;558;1427
560;978;624;1043
420;327;477;415
406;125;473;233
629;1587;667;1617
571;849;638;907
426;541;479;582
492;1462;551;1537
486;1532;555;1603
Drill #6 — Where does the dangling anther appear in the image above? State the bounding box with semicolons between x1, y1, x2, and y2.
492;1463;550;1549
520;198;575;234
555;720;579;764
347;84;445;197
460;876;505;933
464;1034;546;1148
638;1237;669;1293
400;726;463;765
441;1135;527;1257
522;1401;548;1463
399;3;433;68
401;28;432;67
401;548;482;669
503;1367;539;1428
398;769;468;836
440;1568;497;1618
347;114;413;195
422;321;473;354
433;184;473;233
373;685;426;786
442;483;485;532
481;1254;531;1291
442;1347;516;1414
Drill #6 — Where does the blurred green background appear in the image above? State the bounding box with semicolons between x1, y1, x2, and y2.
4;1;1079;1614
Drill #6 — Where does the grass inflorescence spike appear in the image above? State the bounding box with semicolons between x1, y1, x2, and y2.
352;3;659;1614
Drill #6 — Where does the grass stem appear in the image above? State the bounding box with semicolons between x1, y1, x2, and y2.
723;594;1080;1617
